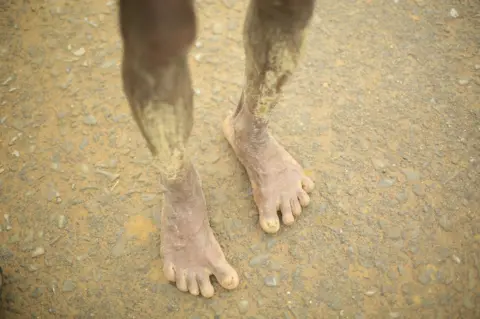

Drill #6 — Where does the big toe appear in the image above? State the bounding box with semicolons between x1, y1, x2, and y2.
259;204;281;233
259;215;280;233
302;176;315;193
213;262;239;290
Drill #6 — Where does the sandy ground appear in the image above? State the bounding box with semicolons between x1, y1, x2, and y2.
0;0;479;318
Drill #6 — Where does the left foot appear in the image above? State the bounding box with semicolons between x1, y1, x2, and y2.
223;109;315;233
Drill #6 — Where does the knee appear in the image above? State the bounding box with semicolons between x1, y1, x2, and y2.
120;0;196;63
256;0;315;26
145;22;196;64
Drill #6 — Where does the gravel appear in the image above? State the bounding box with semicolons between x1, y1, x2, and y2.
31;247;45;258
83;114;97;125
237;300;249;314
62;280;76;292
264;275;278;287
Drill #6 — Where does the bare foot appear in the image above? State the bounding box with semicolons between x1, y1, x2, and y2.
160;164;239;297
223;109;315;234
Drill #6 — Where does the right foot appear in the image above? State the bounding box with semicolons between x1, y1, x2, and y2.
160;164;239;297
223;108;315;234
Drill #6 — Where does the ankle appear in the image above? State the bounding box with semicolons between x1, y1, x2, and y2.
232;103;269;142
162;161;198;196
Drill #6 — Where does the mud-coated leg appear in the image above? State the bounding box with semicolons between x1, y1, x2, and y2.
118;0;239;298
223;0;316;233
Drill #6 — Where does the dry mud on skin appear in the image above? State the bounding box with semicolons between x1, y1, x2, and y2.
0;0;479;318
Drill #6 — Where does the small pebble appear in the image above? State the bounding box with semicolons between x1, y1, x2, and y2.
79;137;89;150
449;8;459;18
389;312;401;318
12;150;20;157
364;289;376;296
438;215;453;232
328;298;342;310
58;215;67;229
264;275;278;287
266;238;277;250
412;184;425;197
418;265;437;285
28;264;40;272
237;300;249;314
2;76;13;86
396;191;408;203
371;158;387;170
62;280;76;292
4;214;12;230
458;79;469;85
31;287;44;298
83;114;97;125
378;179;394;188
96;169;120;182
76;254;88;261
401;168;420;181
418;272;431;285
32;247;45;258
451;254;461;264
73;47;86;56
249;254;269;267
8;135;18;146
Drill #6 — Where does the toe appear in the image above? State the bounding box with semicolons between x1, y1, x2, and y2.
259;214;280;233
197;272;215;298
213;261;239;290
175;269;188;292
291;198;302;216
301;176;315;193
297;190;310;207
258;202;280;233
187;272;200;296
163;262;176;282
280;198;295;225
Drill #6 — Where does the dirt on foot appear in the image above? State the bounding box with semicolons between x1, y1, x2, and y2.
161;165;239;298
223;111;315;233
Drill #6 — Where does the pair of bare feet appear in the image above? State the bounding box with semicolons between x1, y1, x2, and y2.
160;108;315;298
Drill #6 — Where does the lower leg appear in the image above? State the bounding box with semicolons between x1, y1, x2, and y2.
119;0;238;297
240;0;315;120
224;0;315;233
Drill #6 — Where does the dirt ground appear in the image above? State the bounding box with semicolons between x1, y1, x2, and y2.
0;0;479;318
